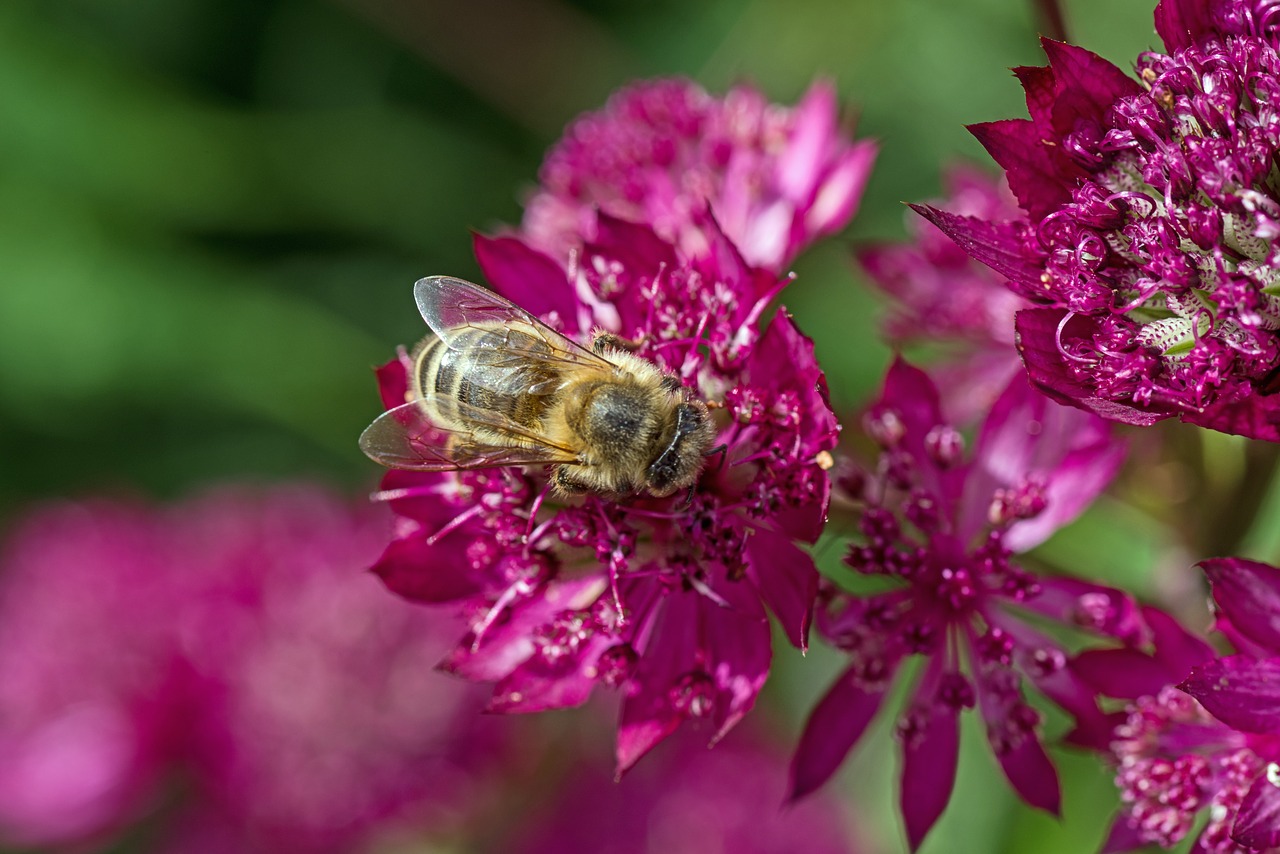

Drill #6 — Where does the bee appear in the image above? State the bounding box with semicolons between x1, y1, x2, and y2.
360;276;716;498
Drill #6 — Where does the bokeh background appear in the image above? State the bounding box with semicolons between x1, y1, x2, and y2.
0;1;1202;852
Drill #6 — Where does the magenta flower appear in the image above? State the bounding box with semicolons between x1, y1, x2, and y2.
859;165;1029;421
0;501;181;848
0;486;505;853
791;359;1139;851
916;0;1280;440
1100;556;1280;853
167;487;506;852
508;726;862;854
370;213;838;772
521;77;877;273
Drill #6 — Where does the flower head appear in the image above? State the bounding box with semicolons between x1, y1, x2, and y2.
522;77;877;273
859;165;1028;421
790;360;1137;850
916;0;1280;440
0;486;504;853
372;211;838;772
1102;556;1280;853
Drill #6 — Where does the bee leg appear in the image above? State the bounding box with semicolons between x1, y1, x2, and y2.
553;465;591;496
705;443;728;472
591;331;646;355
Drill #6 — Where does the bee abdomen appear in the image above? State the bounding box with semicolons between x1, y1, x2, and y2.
414;327;557;430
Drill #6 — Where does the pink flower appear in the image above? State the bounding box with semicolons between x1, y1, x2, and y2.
916;0;1280;440
370;213;838;772
0;500;182;848
1100;556;1280;852
791;360;1138;851
0;486;504;853
522;77;877;273
858;165;1028;421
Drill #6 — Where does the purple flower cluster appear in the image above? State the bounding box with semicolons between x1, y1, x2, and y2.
0;486;503;853
918;0;1280;440
368;79;868;771
522;77;877;273
1102;556;1280;853
791;359;1142;850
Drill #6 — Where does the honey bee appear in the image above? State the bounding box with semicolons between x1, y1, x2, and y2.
360;276;716;497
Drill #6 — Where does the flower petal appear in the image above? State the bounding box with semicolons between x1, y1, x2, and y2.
1099;812;1148;854
900;704;960;852
789;665;889;801
1184;393;1280;442
1071;648;1178;700
1154;0;1216;51
472;233;579;327
1233;771;1280;849
745;527;817;651
1202;557;1280;655
1180;655;1280;734
995;736;1060;816
909;204;1046;297
968;120;1075;219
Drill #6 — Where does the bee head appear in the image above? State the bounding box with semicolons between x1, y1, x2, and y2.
645;401;715;498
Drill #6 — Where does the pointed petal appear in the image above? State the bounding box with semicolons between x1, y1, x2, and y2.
1180;655;1280;734
996;736;1060;815
778;79;838;201
1145;604;1216;677
1099;812;1148;854
1013;64;1058;129
901;704;960;852
371;534;482;604
374;352;412;409
1202;557;1280;655
909;204;1046;297
1183;393;1280;442
789;664;889;800
806;139;877;237
968;120;1074;218
472;233;577;326
1154;0;1217;51
744;527;817;651
1040;39;1142;131
1233;772;1280;849
1071;648;1178;700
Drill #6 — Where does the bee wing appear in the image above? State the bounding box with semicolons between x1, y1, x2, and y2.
414;275;615;375
360;397;582;472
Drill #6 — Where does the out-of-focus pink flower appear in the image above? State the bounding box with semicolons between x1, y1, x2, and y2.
372;213;838;773
916;0;1280;441
0;486;505;853
858;166;1027;421
791;360;1139;851
1099;556;1280;853
0;501;181;848
508;726;860;854
522;77;877;273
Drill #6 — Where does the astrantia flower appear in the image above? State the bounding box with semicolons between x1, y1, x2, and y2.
1102;556;1280;852
859;165;1028;420
917;0;1280;440
371;213;838;772
0;486;504;853
791;360;1139;850
508;726;862;854
521;77;877;273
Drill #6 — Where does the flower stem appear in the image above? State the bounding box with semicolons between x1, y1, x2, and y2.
1033;0;1068;42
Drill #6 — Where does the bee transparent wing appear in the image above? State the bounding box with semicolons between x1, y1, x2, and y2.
414;275;615;375
360;398;582;472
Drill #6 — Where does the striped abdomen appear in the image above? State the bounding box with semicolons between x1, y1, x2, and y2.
412;325;559;431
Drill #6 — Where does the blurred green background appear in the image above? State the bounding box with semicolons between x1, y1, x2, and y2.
0;1;1170;852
